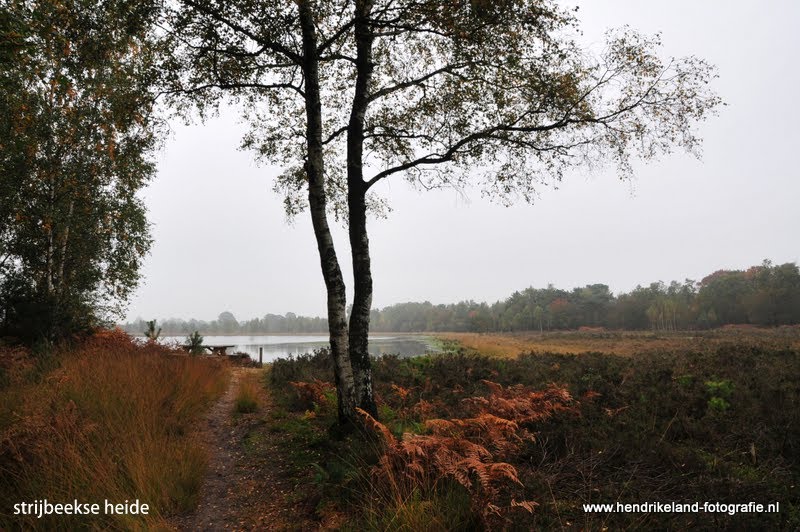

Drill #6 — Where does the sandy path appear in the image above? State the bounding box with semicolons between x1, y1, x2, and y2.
171;367;315;531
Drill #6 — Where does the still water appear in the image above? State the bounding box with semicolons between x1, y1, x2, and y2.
159;334;438;363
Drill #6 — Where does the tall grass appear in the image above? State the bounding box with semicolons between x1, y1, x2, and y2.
234;373;260;414
0;329;229;530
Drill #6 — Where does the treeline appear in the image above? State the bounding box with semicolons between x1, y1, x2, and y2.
123;261;800;335
124;311;330;336
375;261;800;332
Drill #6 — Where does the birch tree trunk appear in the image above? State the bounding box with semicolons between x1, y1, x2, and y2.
56;199;74;293
298;1;356;423
347;0;378;417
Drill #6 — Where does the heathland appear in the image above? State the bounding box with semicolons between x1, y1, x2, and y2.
3;327;797;530
262;328;800;530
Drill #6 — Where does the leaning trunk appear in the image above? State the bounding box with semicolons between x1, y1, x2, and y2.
298;1;356;424
346;0;378;417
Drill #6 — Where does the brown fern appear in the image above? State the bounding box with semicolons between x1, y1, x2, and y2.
357;381;574;525
390;384;413;401
289;379;334;410
461;381;575;425
356;407;396;444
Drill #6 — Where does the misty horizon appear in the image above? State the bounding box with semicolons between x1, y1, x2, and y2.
123;0;800;323
124;261;787;323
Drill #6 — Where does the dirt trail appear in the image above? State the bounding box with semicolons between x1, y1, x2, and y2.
171;366;315;531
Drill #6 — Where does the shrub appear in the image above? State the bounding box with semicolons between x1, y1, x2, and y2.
707;396;730;412
270;349;333;386
185;330;205;355
289;379;335;411
704;378;735;398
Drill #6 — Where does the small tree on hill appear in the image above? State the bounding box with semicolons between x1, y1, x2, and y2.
144;320;161;342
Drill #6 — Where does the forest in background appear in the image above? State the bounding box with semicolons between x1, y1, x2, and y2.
123;260;800;336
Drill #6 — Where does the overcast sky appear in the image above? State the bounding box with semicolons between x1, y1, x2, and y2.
124;0;799;323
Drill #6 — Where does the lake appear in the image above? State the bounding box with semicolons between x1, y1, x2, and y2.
158;334;439;363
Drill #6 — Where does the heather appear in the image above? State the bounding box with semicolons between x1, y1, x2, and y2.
265;332;800;530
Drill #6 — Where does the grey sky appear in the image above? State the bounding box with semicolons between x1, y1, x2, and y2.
125;0;799;323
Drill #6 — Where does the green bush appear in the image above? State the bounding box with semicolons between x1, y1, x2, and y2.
705;378;735;398
185;330;204;355
707;396;730;412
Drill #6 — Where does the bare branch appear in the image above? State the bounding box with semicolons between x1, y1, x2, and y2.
317;17;356;55
323;125;348;145
163;81;305;98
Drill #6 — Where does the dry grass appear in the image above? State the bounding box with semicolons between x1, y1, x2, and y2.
439;328;800;358
234;373;261;413
0;329;229;530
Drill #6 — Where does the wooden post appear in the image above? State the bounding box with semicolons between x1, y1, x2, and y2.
259;347;263;366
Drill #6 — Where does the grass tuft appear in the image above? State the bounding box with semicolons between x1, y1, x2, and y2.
234;374;260;414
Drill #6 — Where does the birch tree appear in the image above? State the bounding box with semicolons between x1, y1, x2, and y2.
165;0;720;424
0;0;159;340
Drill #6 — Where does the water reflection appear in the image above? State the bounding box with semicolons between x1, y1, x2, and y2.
159;334;437;362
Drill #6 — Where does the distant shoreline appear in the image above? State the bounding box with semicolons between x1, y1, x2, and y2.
127;331;433;338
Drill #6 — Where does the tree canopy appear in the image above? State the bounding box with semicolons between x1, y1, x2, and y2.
163;0;721;423
165;1;719;211
0;0;161;341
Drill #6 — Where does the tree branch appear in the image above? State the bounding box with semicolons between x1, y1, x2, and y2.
317;18;356;55
161;81;305;98
323;125;348;145
368;62;467;102
180;0;302;65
